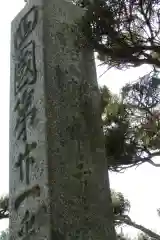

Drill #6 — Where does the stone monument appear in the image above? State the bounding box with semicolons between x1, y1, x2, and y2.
9;0;116;239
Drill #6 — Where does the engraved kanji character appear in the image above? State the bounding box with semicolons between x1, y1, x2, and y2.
14;88;37;141
18;210;35;239
15;142;37;185
14;6;38;50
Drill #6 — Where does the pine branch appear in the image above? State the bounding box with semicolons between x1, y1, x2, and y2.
115;216;160;240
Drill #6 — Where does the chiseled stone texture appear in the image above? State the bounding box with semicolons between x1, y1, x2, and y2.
10;0;116;239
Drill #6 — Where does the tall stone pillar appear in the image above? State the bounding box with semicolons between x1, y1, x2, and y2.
9;0;116;239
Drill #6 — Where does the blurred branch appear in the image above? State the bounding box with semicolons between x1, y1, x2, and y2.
115;216;160;240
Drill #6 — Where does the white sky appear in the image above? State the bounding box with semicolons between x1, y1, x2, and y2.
0;0;160;238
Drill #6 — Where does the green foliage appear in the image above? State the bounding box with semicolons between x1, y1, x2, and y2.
0;196;8;220
116;232;131;240
136;233;153;240
116;232;155;240
0;229;8;240
122;71;160;152
111;189;130;218
100;70;160;171
76;0;160;69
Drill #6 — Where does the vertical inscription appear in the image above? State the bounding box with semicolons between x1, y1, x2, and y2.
14;6;38;142
13;6;41;239
14;6;38;181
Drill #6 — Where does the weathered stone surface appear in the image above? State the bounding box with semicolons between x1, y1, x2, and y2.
9;0;116;239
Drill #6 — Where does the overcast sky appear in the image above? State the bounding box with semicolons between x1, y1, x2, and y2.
0;0;160;238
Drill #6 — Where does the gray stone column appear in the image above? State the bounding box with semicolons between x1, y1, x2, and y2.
9;0;116;239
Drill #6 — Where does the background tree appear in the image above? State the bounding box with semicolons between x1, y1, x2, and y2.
75;0;160;70
99;71;160;239
100;71;160;172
